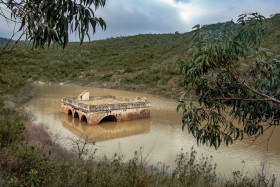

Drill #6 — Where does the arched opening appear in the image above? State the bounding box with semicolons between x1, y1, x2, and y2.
68;109;73;116
99;115;117;124
81;115;87;122
74;112;79;118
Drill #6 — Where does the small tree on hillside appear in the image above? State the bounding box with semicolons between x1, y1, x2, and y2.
0;0;106;56
178;13;280;149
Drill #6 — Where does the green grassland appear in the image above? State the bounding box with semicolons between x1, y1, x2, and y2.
1;33;191;99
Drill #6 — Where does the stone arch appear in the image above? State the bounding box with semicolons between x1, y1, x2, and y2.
99;115;117;124
74;112;79;118
81;115;87;122
67;109;73;116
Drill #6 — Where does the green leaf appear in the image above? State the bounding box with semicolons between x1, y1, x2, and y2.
176;103;184;112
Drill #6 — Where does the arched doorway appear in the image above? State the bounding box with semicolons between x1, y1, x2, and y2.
74;112;79;118
68;109;73;116
81;115;87;122
99;115;117;124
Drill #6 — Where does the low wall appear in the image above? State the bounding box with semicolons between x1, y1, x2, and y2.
61;96;151;113
61;103;151;125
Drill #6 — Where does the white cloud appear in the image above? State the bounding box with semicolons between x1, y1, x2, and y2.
0;0;279;41
156;0;204;23
156;0;280;27
92;0;187;40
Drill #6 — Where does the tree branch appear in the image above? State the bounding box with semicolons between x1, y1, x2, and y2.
0;28;25;56
242;81;280;105
225;66;280;105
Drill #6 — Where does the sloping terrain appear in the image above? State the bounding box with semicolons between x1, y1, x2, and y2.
0;14;279;98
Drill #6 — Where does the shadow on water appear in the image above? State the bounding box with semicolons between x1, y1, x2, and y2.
98;121;117;131
61;114;151;142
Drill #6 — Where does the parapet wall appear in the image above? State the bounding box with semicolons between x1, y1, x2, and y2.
61;95;151;112
61;103;151;125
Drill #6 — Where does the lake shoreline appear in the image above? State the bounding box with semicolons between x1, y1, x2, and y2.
32;79;184;100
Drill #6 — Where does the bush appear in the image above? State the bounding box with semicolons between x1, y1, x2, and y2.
16;145;39;174
0;109;25;148
0;120;24;147
172;147;217;186
225;164;277;187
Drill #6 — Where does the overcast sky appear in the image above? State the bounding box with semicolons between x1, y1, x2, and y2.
0;0;279;41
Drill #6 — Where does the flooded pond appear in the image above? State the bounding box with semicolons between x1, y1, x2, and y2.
24;84;280;178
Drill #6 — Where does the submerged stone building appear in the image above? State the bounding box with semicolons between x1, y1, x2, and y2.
61;90;151;125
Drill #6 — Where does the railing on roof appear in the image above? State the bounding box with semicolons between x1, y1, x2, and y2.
61;96;151;113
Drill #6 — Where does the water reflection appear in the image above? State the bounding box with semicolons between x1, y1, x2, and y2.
61;114;150;142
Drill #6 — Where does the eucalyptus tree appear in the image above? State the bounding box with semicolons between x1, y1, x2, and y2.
0;0;106;55
178;13;280;149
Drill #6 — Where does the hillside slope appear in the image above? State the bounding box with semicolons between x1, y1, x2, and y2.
0;37;12;46
0;13;279;98
0;33;192;98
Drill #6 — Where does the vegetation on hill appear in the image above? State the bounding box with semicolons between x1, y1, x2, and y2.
0;37;13;46
0;14;279;98
0;37;30;47
0;33;191;98
262;13;280;51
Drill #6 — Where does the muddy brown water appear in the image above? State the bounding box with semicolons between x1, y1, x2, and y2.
24;84;280;178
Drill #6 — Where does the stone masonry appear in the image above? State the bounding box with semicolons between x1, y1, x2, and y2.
61;92;151;125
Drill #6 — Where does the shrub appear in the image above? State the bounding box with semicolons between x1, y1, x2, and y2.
0;108;25;148
172;147;217;186
16;145;39;174
225;164;277;187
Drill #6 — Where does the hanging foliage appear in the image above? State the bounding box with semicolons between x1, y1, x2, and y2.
179;13;280;149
